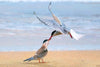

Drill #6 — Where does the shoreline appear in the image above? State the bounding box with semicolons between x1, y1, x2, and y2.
0;50;100;52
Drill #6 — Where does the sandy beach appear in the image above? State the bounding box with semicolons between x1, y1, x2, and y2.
0;51;100;67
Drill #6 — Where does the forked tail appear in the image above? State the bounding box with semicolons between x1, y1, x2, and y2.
70;29;84;40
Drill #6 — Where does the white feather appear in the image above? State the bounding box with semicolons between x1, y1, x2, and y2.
70;29;84;40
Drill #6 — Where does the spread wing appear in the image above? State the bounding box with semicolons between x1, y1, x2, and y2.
48;2;70;33
48;2;62;25
33;2;68;33
33;2;84;40
34;12;62;31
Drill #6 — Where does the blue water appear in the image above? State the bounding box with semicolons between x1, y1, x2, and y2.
0;2;100;30
0;2;100;51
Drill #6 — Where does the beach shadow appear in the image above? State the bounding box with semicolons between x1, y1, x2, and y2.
23;62;39;65
23;62;51;64
22;61;54;67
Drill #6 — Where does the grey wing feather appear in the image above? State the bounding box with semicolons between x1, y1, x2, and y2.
35;15;61;31
59;23;70;34
37;49;48;58
34;12;60;28
42;18;60;28
34;12;49;26
36;16;49;26
34;49;48;59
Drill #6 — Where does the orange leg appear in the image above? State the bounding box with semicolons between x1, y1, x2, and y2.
39;59;40;63
42;59;45;63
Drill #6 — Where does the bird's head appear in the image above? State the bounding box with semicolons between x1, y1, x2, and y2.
48;30;56;41
51;30;57;36
48;30;62;41
43;39;48;44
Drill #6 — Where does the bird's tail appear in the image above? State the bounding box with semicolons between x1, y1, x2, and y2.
70;29;84;40
24;56;34;62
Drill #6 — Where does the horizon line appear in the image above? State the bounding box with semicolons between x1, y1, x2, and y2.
0;0;100;3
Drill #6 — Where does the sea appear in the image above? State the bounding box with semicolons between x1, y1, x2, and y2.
0;1;100;51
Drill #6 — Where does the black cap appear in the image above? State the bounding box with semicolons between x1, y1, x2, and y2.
43;39;48;43
51;30;56;36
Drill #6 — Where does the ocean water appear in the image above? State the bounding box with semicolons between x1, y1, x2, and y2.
0;2;100;51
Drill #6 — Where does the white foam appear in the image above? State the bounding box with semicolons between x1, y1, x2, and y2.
0;0;100;2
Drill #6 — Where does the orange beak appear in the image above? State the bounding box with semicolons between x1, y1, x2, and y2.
48;36;53;41
68;32;73;38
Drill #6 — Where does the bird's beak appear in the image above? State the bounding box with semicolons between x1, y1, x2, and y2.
48;35;53;41
48;31;62;41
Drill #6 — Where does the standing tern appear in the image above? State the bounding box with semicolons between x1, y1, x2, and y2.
24;39;49;63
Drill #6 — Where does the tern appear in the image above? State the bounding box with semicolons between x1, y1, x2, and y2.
34;2;84;40
24;30;57;63
24;39;49;63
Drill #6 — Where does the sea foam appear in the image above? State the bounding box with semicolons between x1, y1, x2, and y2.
0;0;100;2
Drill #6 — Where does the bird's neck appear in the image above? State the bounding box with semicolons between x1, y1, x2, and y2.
48;36;53;40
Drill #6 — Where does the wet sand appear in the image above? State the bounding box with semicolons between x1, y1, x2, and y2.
0;51;100;67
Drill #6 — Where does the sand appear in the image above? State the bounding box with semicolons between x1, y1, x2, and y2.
0;51;100;67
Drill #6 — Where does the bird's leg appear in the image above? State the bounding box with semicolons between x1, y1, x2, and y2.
39;59;41;63
42;59;45;63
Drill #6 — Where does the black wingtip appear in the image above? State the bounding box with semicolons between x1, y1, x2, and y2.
23;60;26;62
23;59;27;62
49;2;52;5
23;59;30;62
48;2;52;9
33;12;36;15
